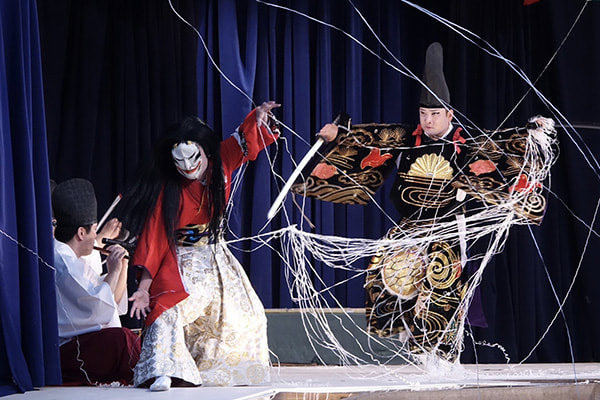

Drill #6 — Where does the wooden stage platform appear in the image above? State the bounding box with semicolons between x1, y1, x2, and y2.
6;363;600;400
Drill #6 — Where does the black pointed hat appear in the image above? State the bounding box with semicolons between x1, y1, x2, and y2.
52;178;97;227
419;42;450;108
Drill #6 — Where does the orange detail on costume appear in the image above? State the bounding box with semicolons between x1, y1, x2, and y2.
360;148;393;169
453;128;466;154
455;264;462;279
469;160;497;176
312;162;338;179
412;125;423;147
509;174;542;194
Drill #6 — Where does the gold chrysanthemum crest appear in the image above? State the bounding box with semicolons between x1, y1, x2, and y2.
407;153;454;180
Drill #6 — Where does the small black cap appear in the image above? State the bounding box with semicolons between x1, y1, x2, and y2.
52;178;97;227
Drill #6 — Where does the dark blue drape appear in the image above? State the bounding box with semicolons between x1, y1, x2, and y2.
35;0;600;371
195;1;409;308
149;0;600;364
0;0;61;396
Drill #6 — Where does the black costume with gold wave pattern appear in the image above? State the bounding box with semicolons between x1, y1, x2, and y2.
291;120;548;362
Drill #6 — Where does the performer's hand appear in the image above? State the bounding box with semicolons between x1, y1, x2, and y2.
317;123;338;143
527;116;554;132
96;218;122;245
104;244;128;274
256;100;281;127
129;289;151;320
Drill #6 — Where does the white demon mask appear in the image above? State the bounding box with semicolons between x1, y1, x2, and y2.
171;141;208;181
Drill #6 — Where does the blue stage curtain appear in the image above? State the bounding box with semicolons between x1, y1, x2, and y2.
0;0;61;396
194;0;409;309
192;0;600;363
37;0;600;365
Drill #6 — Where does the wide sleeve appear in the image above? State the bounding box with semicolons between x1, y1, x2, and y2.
222;108;280;169
290;122;409;205
130;191;171;278
452;118;558;224
81;250;128;315
130;189;188;326
54;248;120;339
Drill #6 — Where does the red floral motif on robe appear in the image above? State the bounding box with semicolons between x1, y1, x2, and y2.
360;148;393;169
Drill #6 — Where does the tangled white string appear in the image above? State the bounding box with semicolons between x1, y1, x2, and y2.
154;0;593;375
2;0;595;385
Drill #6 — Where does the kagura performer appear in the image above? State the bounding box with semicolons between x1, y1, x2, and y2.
291;43;557;363
116;101;281;390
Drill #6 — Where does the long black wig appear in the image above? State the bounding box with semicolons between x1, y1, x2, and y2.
114;116;226;252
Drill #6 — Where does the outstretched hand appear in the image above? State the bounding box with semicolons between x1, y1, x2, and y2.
256;101;281;127
129;290;151;320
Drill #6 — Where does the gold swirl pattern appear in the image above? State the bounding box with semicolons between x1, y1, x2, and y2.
514;191;546;224
317;186;373;204
503;134;528;155
338;126;377;147
411;309;447;338
407;153;454;180
454;175;507;192
425;242;460;290
453;176;546;223
400;185;455;209
291;176;375;205
338;170;385;187
291;169;384;205
469;137;503;160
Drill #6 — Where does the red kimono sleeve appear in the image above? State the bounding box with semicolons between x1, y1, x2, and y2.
221;109;279;198
131;192;188;325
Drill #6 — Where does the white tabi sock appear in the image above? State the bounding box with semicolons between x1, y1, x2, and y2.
150;375;172;391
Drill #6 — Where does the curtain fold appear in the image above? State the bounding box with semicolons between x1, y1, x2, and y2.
0;0;61;395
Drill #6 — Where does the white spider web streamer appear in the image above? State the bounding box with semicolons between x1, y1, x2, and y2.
96;0;590;376
220;117;558;370
264;121;558;367
1;0;594;386
251;0;589;372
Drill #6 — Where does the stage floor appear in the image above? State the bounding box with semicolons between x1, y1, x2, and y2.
6;363;600;400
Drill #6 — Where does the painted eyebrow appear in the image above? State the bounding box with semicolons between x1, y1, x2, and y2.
172;151;201;162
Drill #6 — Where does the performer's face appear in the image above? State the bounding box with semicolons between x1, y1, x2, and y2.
171;141;208;181
79;223;98;257
419;107;454;139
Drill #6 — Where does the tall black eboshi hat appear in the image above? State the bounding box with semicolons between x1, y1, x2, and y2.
419;42;450;108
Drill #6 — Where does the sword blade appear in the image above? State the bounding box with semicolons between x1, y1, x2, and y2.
267;137;325;220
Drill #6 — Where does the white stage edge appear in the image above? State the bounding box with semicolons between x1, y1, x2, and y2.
5;363;600;400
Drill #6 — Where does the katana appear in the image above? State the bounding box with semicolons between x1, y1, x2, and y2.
267;137;324;220
267;114;350;220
